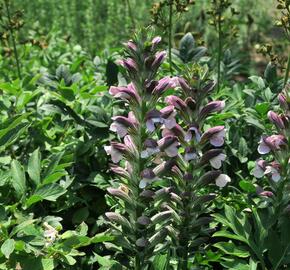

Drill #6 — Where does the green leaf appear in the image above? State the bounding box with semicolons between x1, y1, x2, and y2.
239;180;256;193
264;62;277;84
212;230;247;243
28;148;41;186
10;219;36;237
91;232;114;243
11;160;26;199
179;32;195;62
152;253;169;270
255;102;270;115
25;183;66;207
43;152;64;179
1;239;15;259
213;242;249;258
41;259;55;270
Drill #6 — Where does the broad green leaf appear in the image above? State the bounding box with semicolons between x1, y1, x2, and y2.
25;183;66;207
91;232;114;243
152;253;169;270
255;102;270;115
41;259;54;270
213;242;249;258
1;239;15;259
11;160;26;199
212;230;247;243
10;219;36;237
43;152;64;179
239;180;256;193
28;148;41;185
42;171;67;185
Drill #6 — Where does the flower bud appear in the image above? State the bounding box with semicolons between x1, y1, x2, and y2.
152;36;162;47
136;237;149;248
165;95;187;111
199;101;225;120
152;51;167;70
107;188;133;205
278;93;289;110
125;40;137;52
151;211;172;225
185;125;201;142
109;83;141;104
259;191;274;197
140;190;155;199
148;228;168;248
105;212;132;230
118;58;138;73
267;111;285;129
178;77;191;94
110;165;130;178
137;216;151;226
110;113;138;138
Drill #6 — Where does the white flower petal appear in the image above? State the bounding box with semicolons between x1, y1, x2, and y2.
258;142;270;154
215;174;231;188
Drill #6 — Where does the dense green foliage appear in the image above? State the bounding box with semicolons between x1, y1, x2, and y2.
0;0;289;269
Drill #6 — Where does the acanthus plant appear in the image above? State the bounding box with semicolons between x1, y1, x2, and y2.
253;85;289;204
159;68;231;269
105;31;231;269
212;85;289;270
104;32;178;269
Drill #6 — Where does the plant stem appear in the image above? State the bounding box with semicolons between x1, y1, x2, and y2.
126;0;135;29
4;0;22;79
283;52;290;87
133;100;146;270
168;1;173;74
217;12;222;92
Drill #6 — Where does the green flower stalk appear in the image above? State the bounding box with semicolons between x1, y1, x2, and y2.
160;73;230;269
105;32;177;269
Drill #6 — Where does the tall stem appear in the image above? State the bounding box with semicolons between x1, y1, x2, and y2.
4;0;22;79
283;52;290;87
168;1;173;74
126;0;135;29
217;12;222;92
133;100;146;270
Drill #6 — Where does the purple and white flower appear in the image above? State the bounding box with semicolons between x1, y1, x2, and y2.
258;135;287;154
146;110;163;132
210;153;227;169
158;135;179;157
160;106;176;129
140;169;157;188
252;159;267;178
110;112;138;137
264;162;281;182
141;139;160;158
109;83;141;104
201;126;226;147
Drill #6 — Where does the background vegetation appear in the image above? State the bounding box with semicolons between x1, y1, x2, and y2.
0;0;289;269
